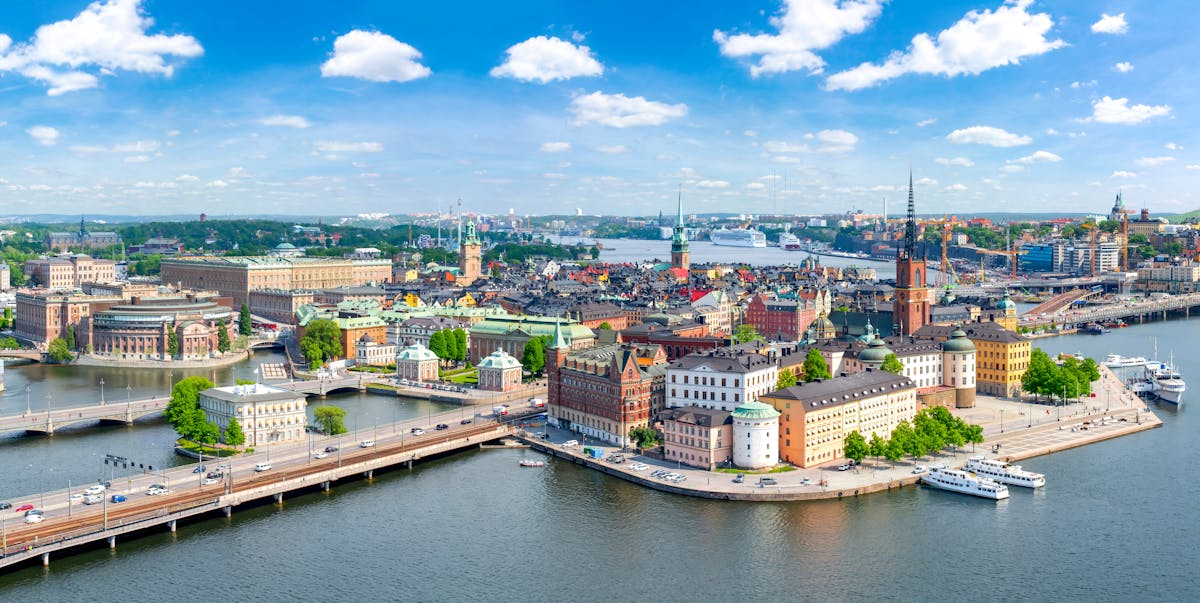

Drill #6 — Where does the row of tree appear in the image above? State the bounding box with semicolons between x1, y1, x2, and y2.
1021;349;1101;402
843;407;985;465
428;328;468;363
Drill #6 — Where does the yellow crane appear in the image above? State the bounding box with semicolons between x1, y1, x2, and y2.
977;243;1027;280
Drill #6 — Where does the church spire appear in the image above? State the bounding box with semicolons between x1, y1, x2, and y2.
550;317;569;350
904;170;917;259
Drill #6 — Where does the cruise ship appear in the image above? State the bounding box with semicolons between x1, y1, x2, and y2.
921;468;1010;500
1103;354;1147;369
710;228;767;247
778;232;801;249
965;456;1045;488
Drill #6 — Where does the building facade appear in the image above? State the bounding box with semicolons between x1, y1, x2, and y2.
731;401;780;470
81;294;237;360
199;384;307;446
458;221;482;286
915;322;1029;398
248;289;316;325
24;255;116;290
744;293;818;341
161;255;392;310
354;334;396;366
661;407;731;470
396;343;439;382
468;315;594;363
665;348;778;412
44;219;122;251
476;348;523;392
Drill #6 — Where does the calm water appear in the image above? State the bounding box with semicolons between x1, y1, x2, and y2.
0;320;1197;600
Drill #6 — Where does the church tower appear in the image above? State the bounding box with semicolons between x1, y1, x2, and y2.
670;190;690;271
893;172;931;335
459;219;482;285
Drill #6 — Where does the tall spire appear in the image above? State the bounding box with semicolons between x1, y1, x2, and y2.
550;317;569;350
676;184;684;228
904;170;917;259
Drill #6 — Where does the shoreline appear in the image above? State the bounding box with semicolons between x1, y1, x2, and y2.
72;350;253;370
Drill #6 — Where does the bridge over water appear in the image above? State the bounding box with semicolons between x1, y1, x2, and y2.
1022;292;1200;329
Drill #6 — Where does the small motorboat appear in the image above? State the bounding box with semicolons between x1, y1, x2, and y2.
519;459;546;467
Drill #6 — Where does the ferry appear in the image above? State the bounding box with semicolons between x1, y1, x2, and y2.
921;468;1010;500
1083;323;1108;335
519;459;546;467
778;232;801;249
966;456;1045;488
709;228;767;247
1102;354;1147;369
1145;359;1185;405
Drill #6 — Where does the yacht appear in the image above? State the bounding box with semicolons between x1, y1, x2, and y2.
710;228;767;247
519;459;546;467
965;456;1045;488
1145;358;1185;405
921;468;1009;500
1103;354;1147;369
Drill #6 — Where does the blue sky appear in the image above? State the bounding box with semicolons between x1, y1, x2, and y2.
0;0;1195;217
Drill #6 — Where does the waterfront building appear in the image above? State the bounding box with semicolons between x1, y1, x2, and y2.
476;348;523;392
665;348;778;412
661;407;731;470
354;333;396;367
199;383;307;446
44;218;122;251
761;370;916;468
295;304;388;362
893;173;932;336
396;342;439;382
248;289;316;325
458;220;482;286
1135;262;1200;293
81;294;237;360
731;401;780;470
468;315;594;363
915;321;1028;398
161;255;392;310
14;290;122;346
24;255;117;290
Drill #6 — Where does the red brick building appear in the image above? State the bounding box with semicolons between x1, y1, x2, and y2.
744;293;817;341
618;321;727;361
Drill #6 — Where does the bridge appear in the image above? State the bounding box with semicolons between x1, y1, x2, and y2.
1022;292;1200;329
0;349;44;362
0;406;543;570
274;373;386;396
1023;287;1105;317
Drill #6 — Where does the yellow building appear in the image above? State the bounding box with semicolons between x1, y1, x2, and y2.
915;322;1029;398
761;370;916;468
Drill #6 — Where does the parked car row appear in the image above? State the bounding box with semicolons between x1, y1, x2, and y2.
649;469;687;483
627;463;649;471
398;379;468;393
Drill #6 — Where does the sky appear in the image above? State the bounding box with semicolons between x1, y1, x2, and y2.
0;0;1196;218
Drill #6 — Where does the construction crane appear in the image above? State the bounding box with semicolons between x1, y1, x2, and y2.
926;214;961;289
977;243;1027;280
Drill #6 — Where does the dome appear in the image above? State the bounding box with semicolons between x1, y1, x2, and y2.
274;242;297;250
811;313;836;339
858;336;892;364
996;290;1016;311
396;343;437;361
477;348;522;370
358;333;375;344
731;401;780;420
943;328;976;353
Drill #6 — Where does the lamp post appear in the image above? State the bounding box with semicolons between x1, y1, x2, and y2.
126;385;133;416
1000;409;1004;433
100;378;105;406
25;385;31;416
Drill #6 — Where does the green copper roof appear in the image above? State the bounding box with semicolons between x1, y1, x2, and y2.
943;328;976;353
858;336;891;363
732;400;780;420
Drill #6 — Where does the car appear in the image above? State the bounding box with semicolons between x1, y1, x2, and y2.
110;494;127;504
411;428;426;436
561;440;579;448
324;446;339;453
460;419;473;425
912;465;928;474
800;477;814;486
69;493;84;503
85;484;106;495
930;463;947;470
435;424;449;430
759;477;778;487
15;503;34;513
203;477;221;485
837;464;853;471
192;465;206;474
83;494;102;505
313;451;329;459
254;463;272;472
399;378;410;386
733;474;745;484
146;485;166;495
23;510;44;524
360;440;375;448
0;502;10;510
673;476;687;483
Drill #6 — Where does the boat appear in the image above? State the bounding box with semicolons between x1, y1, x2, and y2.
519;459;545;467
965;456;1045;488
1102;354;1147;369
709;228;767;247
1083;323;1108;335
784;242;805;251
779;232;801;249
921;468;1009;499
1145;357;1185;405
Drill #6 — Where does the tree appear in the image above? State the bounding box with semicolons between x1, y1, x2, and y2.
801;348;832;382
868;433;886;465
883;437;904;467
734;324;763;344
167;329;179;358
880;353;904;375
300;319;343;363
891;420;924;461
301;339;323;366
629;425;659;449
239;302;253;336
452;328;467;361
428;329;449;360
522;336;546;375
165;376;216;441
48;338;73;363
844;430;869;465
224;416;246;447
66;325;76;350
216;320;231;353
776;367;798;390
1022;348;1059;401
313;405;348;435
597;321;612;330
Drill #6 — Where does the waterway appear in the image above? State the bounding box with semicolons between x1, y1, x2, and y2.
0;322;1197;600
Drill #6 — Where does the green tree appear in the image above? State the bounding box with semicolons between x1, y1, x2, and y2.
428;329;449;359
0;337;20;349
913;408;949;453
167;329;179;358
313;405;348;435
776;367;798;390
300;318;343;362
216;320;231;353
301;339;323;366
66;325;76;350
48;338;73;363
597;321;612;330
880;353;904;375
883;437;904;467
224;416;246;447
194;411;220;445
165;376;215;429
522;336;546;375
801;348;832;382
843;430;869;465
239;302;253;336
734;324;764;343
891;420;924;461
868;433;887;464
629;425;659;449
452;328;467;361
1021;348;1059;401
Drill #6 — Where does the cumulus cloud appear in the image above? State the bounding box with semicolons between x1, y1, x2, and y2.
490;36;603;83
176;174;198;182
1165;142;1182;151
71;140;159;153
714;0;884;77
916;118;937;127
1113;61;1134;73
1187;165;1200;171
27;125;59;146
743;130;758;137
825;0;1065;91
316;141;384;152
764;129;859;155
261;115;311;128
569;91;687;128
1091;13;1128;35
915;177;938;186
697;180;730;188
1087;96;1172;125
1000;164;1024;173
745;182;766;190
944;183;968;192
0;0;203;95
1111;170;1137;178
1009;150;1062;164
539;141;571;153
206;179;228;187
946;126;1031;147
1135;156;1175;167
321;30;430;83
123;155;150;163
935;156;975;167
595;145;629;154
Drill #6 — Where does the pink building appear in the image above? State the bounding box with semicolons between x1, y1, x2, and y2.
661;407;733;470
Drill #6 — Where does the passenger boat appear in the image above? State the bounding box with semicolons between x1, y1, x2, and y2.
1103;354;1147;368
778;232;800;249
519;459;546;467
921;468;1009;499
709;228;767;247
1145;358;1185;405
1084;323;1108;335
965;456;1045;488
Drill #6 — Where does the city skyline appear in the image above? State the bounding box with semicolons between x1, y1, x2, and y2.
0;0;1194;217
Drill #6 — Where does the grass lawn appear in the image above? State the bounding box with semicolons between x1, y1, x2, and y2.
446;369;478;384
176;439;240;458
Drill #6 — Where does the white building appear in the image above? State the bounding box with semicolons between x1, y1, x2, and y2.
354;333;397;367
199;383;308;446
396;342;439;382
691;289;733;335
666;348;778;412
731;401;780;470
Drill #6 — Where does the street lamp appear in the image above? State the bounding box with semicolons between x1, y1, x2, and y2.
100;378;105;406
126;385;133;416
25;385;31;416
1000;409;1005;433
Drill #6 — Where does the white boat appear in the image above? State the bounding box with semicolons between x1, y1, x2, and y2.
519;459;545;467
778;232;800;249
1103;354;1147;368
966;456;1045;488
921;467;1009;499
1145;358;1185;405
710;228;767;247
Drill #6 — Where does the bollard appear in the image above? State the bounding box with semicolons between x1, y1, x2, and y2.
273;493;283;504
365;470;373;479
42;552;50;567
168;520;176;533
322;481;330;492
108;536;116;549
224;506;232;518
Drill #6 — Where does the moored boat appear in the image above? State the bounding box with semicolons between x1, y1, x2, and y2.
966;456;1045;488
710;228;767;247
1103;354;1147;368
519;459;546;467
921;468;1009;499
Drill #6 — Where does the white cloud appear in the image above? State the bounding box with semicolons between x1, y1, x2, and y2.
227;166;250;178
206;179;229;187
1045;128;1059;135
542;173;568;180
71;139;160;153
826;0;1065;91
539;141;571;153
743;130;758;138
1009;150;1062;164
569;91;687;128
714;0;884;77
1070;80;1097;89
1000;164;1025;173
697;180;730;188
0;0;203;95
935;156;974;167
944;183;968;192
315;141;384;152
764;140;809;153
946;126;1031;147
1186;165;1200;171
123;155;150;163
915;177;938;186
261;115;311;128
916;118;937;127
595;145;629;154
1088;96;1172;125
27;125;59;146
1091;13;1128;35
1165;142;1182;151
1135;156;1175;167
764;129;858;155
1114;61;1134;73
1111;170;1138;178
176;174;198;182
745;182;766;190
320;30;430;83
490;35;602;83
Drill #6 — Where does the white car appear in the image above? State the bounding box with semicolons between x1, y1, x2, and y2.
930;463;948;470
83;494;102;505
561;440;579;448
69;492;83;503
359;440;375;448
912;465;928;474
85;484;106;496
254;463;272;472
203;477;221;485
313;451;329;459
800;477;814;485
24;510;44;524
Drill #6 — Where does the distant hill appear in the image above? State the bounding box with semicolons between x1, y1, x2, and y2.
1165;210;1200;224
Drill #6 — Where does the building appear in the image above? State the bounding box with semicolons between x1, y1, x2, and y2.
661;407;731;470
0;262;9;290
81;294;237;360
619;321;728;361
566;302;628;331
894;174;932;336
14;290;121;346
670;192;690;271
295;305;389;362
1136;262;1200;293
248;289;316;325
44;218;122;251
665;348;778;412
476;348;523;392
267;242;305;258
691;290;733;335
458;220;482;286
161;255;392;310
546;322;668;447
127;237;183;256
744;293;818;341
396;343;439;382
388;316;469;347
354;333;396;367
24;255;117;290
468;315;594;363
762;370;917;468
731;401;780;470
199;383;307;446
915;321;1029;398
